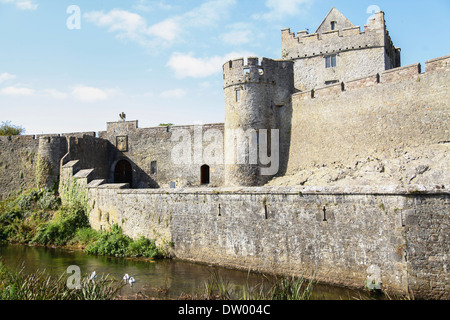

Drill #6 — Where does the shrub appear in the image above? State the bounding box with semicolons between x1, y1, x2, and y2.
32;206;90;246
85;224;131;257
0;121;25;136
129;237;163;258
69;228;101;248
86;225;166;259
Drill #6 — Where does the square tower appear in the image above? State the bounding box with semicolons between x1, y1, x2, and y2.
282;8;401;91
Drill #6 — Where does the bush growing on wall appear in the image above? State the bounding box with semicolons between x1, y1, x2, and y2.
0;121;25;136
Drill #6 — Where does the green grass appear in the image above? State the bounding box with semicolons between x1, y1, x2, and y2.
180;270;315;300
0;261;124;300
85;224;166;259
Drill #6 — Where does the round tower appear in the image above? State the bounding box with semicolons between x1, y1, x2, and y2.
223;57;294;187
37;135;67;189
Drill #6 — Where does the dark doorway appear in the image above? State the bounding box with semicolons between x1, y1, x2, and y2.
114;159;133;187
201;165;210;185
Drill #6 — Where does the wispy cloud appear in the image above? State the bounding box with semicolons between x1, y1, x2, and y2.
71;85;116;103
254;0;314;21
160;89;186;99
132;0;176;12
221;23;255;46
0;0;38;10
43;89;68;100
0;72;16;84
166;51;256;79
84;0;237;48
0;86;35;96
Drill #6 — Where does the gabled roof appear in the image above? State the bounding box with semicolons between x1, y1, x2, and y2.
315;7;354;34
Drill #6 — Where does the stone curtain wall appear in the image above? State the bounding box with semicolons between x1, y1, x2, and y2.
0;135;40;199
61;134;109;181
405;194;450;300
99;122;225;189
86;184;449;298
287;55;450;176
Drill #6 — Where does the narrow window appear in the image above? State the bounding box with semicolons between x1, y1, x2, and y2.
201;165;210;185
331;21;337;30
236;89;241;102
325;55;337;68
151;161;157;175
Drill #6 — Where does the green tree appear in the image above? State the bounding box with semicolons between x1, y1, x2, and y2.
0;121;25;136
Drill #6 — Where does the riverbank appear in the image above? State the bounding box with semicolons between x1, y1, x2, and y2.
0;188;171;260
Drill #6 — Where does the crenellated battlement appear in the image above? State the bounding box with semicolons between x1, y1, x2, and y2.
281;11;396;60
223;57;293;89
293;55;450;101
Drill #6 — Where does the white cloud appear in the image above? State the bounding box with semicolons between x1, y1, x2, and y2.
84;9;147;42
146;17;182;43
133;0;175;12
0;0;38;10
43;89;68;100
182;0;236;28
221;23;254;46
72;85;115;102
160;89;186;99
254;0;314;21
85;0;237;47
167;51;256;79
0;72;16;83
0;86;35;96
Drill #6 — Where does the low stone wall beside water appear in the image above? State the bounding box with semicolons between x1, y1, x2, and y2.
84;183;449;300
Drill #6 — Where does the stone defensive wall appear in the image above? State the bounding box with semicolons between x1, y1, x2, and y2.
97;121;225;188
71;169;447;299
0;132;105;199
0;135;40;199
287;54;450;173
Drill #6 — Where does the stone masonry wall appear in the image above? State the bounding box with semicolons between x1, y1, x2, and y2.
61;134;109;181
287;55;450;177
99;121;225;189
282;11;400;91
86;184;449;299
0;135;39;199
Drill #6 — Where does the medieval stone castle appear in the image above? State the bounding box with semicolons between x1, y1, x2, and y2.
1;8;449;299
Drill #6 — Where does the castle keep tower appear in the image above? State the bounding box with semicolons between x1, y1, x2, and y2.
282;8;401;91
223;57;294;187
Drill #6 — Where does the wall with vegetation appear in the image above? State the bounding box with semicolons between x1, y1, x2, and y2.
85;182;449;299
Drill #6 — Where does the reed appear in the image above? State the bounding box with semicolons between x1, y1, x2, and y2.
0;261;124;300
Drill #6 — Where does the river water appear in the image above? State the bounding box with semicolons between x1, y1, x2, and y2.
0;243;373;300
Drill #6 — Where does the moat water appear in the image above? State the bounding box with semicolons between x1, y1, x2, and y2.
0;244;375;300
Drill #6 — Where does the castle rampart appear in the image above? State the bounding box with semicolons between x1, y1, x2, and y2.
287;55;450;183
81;181;449;299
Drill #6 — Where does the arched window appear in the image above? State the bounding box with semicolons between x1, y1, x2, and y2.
114;159;133;187
201;165;210;185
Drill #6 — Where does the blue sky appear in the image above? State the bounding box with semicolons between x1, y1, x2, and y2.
1;0;449;135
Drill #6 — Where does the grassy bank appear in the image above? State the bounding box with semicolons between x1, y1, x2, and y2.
0;188;169;259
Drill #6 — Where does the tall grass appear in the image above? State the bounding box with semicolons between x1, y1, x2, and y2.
0;261;124;300
180;270;315;300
